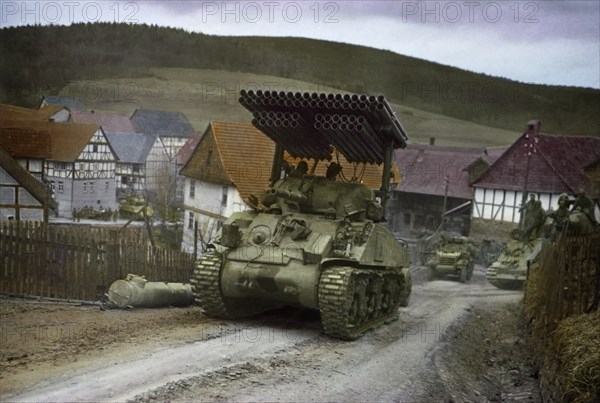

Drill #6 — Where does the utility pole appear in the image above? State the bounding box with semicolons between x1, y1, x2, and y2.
519;121;541;229
439;175;449;232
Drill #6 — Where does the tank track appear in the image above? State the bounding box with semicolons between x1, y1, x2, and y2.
191;252;278;318
318;267;410;340
191;252;232;318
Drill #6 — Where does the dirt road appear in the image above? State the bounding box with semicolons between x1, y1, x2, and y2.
1;266;540;402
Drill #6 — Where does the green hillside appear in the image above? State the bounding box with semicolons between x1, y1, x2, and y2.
1;23;599;137
65;67;519;148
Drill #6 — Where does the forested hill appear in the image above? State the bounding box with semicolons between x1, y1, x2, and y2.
1;23;598;136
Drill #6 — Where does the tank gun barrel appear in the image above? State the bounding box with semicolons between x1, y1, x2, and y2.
270;188;309;205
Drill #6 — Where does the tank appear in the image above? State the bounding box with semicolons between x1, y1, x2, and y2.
486;206;597;290
486;238;545;290
119;195;153;219
427;234;477;283
191;90;411;340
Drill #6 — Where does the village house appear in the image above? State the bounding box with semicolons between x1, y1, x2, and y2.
69;111;136;132
0;118;119;218
583;158;600;201
39;95;85;112
389;141;505;236
0;146;57;222
174;132;204;202
178;121;398;253
104;132;156;198
0;103;70;123
131;109;195;198
69;110;155;198
471;121;600;223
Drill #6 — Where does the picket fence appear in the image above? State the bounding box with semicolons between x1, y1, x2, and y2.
0;221;195;301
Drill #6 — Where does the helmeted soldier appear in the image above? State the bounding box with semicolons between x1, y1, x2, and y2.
548;193;570;231
522;198;546;242
571;189;596;223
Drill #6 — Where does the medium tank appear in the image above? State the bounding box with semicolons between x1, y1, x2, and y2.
191;90;411;340
427;234;477;283
192;176;411;339
119;195;153;219
486;238;545;290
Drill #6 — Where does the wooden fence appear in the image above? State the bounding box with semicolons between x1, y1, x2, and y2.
0;221;195;301
526;231;600;326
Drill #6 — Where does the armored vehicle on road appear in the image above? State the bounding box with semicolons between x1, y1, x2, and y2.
119;195;153;219
191;91;411;339
427;234;477;283
486;238;544;290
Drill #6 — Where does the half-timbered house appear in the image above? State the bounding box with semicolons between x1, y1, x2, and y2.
472;121;600;223
131;109;194;198
0;119;119;218
0;146;57;222
69;111;136;132
105;132;156;198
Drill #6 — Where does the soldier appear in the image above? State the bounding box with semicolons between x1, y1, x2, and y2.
548;193;570;232
571;189;597;223
522;199;546;242
289;161;308;178
326;162;342;180
519;194;537;232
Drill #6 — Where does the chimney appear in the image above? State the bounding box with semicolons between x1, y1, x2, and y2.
526;120;541;136
429;137;436;146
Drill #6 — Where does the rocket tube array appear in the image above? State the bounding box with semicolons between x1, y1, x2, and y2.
239;90;408;163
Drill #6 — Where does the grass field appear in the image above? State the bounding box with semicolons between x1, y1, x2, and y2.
61;67;519;148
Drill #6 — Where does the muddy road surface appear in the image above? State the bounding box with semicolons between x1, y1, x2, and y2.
1;266;539;402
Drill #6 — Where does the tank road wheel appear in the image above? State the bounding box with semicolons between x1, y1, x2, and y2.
191;252;274;318
459;266;467;283
318;267;408;340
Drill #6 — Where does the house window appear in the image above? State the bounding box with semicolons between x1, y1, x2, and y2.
83;182;87;192
222;186;228;206
50;181;55;191
188;212;194;230
89;182;94;193
106;181;110;190
189;179;196;199
58;181;64;192
93;144;98;152
122;177;128;185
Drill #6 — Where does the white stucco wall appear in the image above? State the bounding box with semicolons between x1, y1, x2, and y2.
472;187;563;223
181;178;250;253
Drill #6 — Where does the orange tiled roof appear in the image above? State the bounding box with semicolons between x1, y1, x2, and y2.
182;121;398;202
0;103;65;121
0;119;99;162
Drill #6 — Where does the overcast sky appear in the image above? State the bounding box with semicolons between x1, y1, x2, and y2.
1;0;599;88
